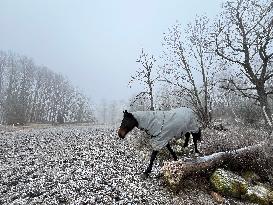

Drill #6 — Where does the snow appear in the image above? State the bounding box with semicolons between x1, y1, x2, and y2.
0;125;254;204
0;126;167;204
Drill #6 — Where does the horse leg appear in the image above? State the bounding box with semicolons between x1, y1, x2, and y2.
192;132;201;153
142;150;158;178
183;132;190;148
166;143;178;161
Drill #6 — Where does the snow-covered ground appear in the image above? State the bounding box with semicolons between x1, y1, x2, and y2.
0;125;254;204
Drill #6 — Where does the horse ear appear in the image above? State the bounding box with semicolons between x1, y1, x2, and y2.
124;110;128;113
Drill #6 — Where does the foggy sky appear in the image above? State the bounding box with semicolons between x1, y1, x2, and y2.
0;0;223;104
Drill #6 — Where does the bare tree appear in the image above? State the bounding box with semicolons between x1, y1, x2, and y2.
0;51;8;122
0;50;95;125
4;53;24;125
109;100;118;124
73;92;94;123
30;66;52;122
157;86;173;111
162;17;216;127
98;99;108;124
214;0;273;125
129;49;158;111
128;93;150;112
156;86;189;111
17;56;35;123
0;51;7;97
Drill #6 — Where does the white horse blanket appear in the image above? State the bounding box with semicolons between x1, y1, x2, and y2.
132;107;200;150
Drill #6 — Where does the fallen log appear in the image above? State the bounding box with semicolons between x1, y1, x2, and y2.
161;142;266;191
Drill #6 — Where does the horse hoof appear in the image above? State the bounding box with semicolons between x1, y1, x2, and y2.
140;172;149;179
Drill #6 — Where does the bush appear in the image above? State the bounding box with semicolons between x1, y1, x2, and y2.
237;103;263;125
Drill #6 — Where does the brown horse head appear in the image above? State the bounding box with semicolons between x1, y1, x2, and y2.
118;110;138;139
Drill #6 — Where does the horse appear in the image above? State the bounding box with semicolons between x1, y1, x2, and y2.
118;107;202;178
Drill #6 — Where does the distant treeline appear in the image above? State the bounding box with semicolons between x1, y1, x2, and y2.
0;51;95;125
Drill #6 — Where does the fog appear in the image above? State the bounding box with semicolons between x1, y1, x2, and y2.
0;0;222;104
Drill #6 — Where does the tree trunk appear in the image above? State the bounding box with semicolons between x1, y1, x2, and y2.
200;47;210;128
162;143;265;191
257;85;272;128
149;90;154;111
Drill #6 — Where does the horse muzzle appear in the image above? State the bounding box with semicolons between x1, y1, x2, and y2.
118;128;126;139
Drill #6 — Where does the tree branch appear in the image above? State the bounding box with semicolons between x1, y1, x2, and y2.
221;79;259;100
